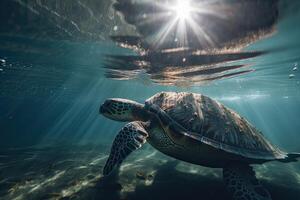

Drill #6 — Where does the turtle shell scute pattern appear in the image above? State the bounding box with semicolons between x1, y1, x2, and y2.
146;92;287;160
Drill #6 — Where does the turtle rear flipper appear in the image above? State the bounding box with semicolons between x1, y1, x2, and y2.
103;122;148;176
223;164;272;200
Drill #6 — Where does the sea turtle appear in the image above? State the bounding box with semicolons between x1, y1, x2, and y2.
99;92;299;200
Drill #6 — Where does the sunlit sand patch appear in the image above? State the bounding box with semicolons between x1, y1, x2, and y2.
114;151;169;197
175;162;221;179
30;171;66;193
118;168;155;197
120;182;136;194
59;174;101;199
0;146;107;199
75;166;88;170
136;151;157;161
255;162;300;189
6;170;66;200
119;151;160;173
53;159;80;166
295;172;300;185
0;178;9;185
255;164;274;182
89;155;108;165
120;163;139;172
23;156;37;161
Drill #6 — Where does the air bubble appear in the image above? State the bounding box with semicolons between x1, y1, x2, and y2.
289;74;295;79
0;58;5;65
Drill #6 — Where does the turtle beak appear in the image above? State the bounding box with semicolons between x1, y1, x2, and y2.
99;102;110;115
99;104;105;114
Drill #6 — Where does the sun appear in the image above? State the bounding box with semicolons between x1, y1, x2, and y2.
150;0;215;48
174;0;192;20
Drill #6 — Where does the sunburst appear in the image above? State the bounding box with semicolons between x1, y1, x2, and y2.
148;0;218;49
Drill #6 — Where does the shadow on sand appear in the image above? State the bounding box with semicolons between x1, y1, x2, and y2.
94;160;300;200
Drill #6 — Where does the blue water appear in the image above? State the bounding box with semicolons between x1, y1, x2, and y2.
1;1;300;200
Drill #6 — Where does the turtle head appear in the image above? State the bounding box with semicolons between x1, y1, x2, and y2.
100;98;149;122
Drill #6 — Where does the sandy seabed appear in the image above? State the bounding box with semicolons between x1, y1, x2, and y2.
0;144;300;200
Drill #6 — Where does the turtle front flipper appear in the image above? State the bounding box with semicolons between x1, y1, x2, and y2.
103;121;148;176
223;164;272;200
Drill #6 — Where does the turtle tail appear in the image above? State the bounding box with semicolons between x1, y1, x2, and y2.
279;153;300;163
